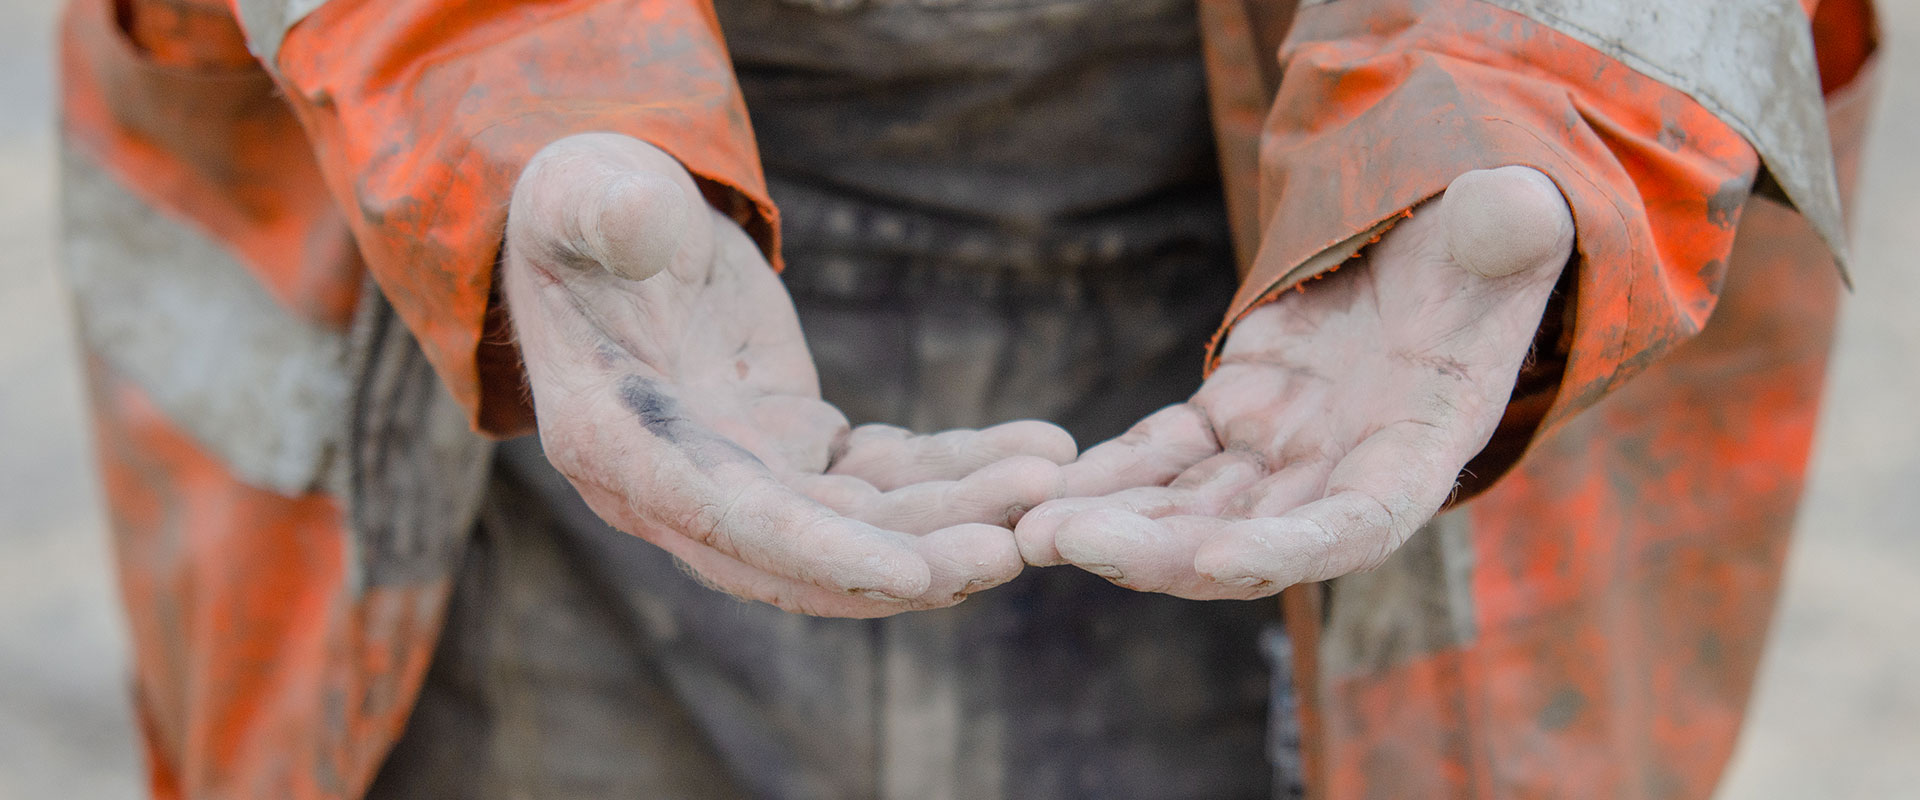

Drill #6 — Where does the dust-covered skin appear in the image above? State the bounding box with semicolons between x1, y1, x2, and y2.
503;133;1078;617
1016;166;1575;600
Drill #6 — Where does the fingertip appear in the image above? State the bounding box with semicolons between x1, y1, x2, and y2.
586;171;689;282
824;520;933;599
1013;499;1080;566
972;454;1069;523
509;134;699;282
1052;508;1159;575
978;453;1066;479
1440;165;1575;280
996;420;1079;465
1190;543;1249;584
918;523;1024;596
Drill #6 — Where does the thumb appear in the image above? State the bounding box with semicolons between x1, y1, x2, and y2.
1438;165;1575;280
570;170;690;281
508;134;695;282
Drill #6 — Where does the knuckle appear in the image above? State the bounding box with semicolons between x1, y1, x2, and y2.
1300;516;1345;578
677;502;730;547
1349;495;1402;573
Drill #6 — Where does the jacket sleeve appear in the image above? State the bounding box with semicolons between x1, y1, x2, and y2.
228;0;779;435
1208;0;1839;490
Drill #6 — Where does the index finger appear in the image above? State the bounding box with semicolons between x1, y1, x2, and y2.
1059;403;1221;497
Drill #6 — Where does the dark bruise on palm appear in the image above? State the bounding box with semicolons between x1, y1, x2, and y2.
616;374;768;472
502;133;1075;618
618;375;683;437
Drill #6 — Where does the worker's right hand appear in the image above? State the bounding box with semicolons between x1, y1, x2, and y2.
502;133;1076;617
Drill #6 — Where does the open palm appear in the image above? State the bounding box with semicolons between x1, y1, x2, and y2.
1015;167;1574;599
504;134;1076;617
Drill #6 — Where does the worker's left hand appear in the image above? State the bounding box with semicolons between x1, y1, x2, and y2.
1014;166;1574;599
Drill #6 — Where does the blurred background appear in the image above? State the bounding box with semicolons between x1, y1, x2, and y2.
1;0;1915;797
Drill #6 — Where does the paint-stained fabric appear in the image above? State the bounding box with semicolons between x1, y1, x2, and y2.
1278;4;1879;796
1477;0;1846;271
262;0;778;435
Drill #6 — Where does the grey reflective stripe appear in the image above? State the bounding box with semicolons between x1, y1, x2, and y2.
233;0;330;67
60;148;350;495
1479;0;1850;277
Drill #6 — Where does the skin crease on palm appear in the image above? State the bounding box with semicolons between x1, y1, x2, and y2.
504;132;1576;614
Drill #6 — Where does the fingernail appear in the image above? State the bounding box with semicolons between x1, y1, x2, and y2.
1212;576;1263;588
850;588;912;602
1082;563;1124;580
851;552;932;599
949;578;997;602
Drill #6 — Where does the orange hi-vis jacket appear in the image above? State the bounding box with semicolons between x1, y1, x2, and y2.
59;0;1879;795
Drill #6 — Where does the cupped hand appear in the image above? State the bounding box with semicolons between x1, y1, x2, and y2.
1014;166;1575;599
503;133;1077;617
